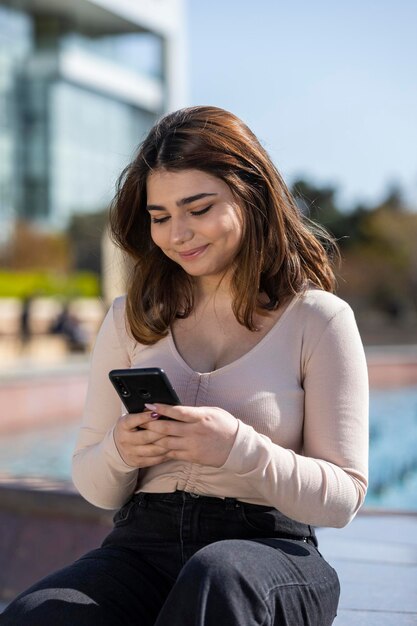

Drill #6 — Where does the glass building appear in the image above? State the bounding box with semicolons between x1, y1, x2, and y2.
0;0;186;234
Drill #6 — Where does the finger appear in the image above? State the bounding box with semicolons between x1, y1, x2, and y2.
134;442;171;457
115;428;164;456
136;455;169;469
120;411;158;431
118;427;166;447
155;435;188;451
145;403;202;423
140;418;185;437
132;429;166;445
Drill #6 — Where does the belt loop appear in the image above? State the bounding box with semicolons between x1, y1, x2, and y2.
138;492;148;508
225;497;236;510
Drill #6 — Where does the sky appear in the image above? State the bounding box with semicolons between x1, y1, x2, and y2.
186;0;417;211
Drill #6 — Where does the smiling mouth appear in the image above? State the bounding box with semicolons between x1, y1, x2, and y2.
178;245;209;259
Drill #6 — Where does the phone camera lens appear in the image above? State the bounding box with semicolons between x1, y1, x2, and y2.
114;378;130;397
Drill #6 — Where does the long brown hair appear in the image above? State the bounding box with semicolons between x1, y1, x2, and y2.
109;105;338;345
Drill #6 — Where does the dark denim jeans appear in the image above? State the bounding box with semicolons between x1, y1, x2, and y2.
1;491;340;625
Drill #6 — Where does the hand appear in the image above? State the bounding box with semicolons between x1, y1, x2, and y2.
113;411;170;469
140;404;239;467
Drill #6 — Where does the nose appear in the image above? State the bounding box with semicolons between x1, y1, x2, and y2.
170;216;193;246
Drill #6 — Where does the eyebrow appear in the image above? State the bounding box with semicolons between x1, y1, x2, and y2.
146;192;218;211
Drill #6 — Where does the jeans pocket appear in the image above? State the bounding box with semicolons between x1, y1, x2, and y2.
238;504;313;542
113;497;137;527
238;504;279;534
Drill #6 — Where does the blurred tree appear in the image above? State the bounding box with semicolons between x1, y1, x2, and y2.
375;182;404;213
292;178;417;341
292;178;340;226
68;210;108;275
1;220;72;271
291;178;360;245
342;199;417;318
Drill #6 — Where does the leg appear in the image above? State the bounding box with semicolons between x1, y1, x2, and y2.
0;546;174;626
155;539;340;626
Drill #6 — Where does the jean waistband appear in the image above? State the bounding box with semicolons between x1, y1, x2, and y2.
129;490;317;545
133;490;247;508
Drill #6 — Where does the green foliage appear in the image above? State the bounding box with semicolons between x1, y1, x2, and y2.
0;271;100;298
292;178;371;246
291;178;417;332
292;178;341;228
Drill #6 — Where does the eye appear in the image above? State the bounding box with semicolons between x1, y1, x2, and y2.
150;215;170;224
190;204;213;217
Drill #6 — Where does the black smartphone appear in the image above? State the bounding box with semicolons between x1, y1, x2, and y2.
108;367;181;416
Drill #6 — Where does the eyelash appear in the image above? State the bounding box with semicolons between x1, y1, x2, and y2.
151;204;213;225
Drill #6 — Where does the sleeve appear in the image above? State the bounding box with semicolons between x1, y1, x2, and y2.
221;304;369;528
72;297;140;510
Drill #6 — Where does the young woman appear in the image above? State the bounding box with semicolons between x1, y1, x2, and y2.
1;106;368;626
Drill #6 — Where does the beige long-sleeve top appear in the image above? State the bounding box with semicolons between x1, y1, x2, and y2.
72;287;369;528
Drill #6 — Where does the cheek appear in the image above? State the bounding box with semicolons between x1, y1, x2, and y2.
150;226;164;248
225;214;244;248
211;212;242;241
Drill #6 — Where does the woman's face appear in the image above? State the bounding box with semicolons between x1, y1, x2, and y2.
146;169;243;283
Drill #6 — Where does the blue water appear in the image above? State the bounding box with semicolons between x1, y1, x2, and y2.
1;387;417;511
366;386;417;510
0;421;77;481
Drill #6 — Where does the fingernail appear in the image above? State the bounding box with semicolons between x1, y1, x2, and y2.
151;412;160;419
145;403;158;411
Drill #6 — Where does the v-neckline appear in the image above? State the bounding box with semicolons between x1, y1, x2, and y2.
168;292;301;376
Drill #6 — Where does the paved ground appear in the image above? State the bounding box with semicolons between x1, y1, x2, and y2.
317;513;417;625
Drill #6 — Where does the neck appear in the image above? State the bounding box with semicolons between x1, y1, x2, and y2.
193;273;233;304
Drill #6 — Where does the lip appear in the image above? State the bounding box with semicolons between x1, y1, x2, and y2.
177;244;209;259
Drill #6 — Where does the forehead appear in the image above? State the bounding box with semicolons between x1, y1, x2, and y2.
146;169;229;200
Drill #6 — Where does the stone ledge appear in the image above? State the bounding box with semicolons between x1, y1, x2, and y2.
0;475;113;523
0;476;113;602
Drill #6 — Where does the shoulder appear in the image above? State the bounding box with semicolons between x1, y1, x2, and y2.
292;288;366;371
104;295;130;345
111;295;127;321
292;287;356;339
297;287;352;320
